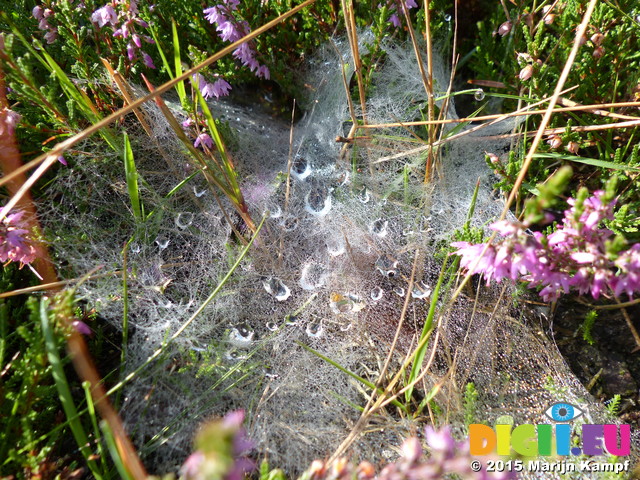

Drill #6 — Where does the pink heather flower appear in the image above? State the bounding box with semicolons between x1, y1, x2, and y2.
127;43;135;61
57;155;67;166
32;5;44;20
0;108;22;136
142;52;155;69
203;78;231;98
217;20;243;42
44;28;58;43
91;4;118;28
256;65;270;80
132;33;142;48
519;64;533;81
233;43;259;70
204;6;224;24
38;18;50;30
405;0;418;7
194;132;213;149
498;21;512;36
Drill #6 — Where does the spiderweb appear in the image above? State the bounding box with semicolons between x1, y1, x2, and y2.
40;35;637;477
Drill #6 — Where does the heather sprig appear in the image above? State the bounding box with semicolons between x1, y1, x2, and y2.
203;0;270;87
0;210;38;272
451;186;640;302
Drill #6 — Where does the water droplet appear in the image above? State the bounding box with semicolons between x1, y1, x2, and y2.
129;242;141;254
285;314;300;325
291;156;311;180
371;287;384;301
444;13;451;22
306;321;323;338
305;187;332;216
193;186;207;197
394;287;405;297
411;282;432;299
474;89;485;101
266;321;278;331
375;255;398;277
263;277;291;301
229;324;255;348
175;212;194;229
155;235;170;250
300;262;328;290
370;219;388;237
225;349;247;361
330;292;365;314
357;186;370;203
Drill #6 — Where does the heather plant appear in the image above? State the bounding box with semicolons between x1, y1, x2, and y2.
451;170;640;302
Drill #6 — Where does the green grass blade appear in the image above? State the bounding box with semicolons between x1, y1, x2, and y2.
533;152;640;172
123;132;143;222
100;420;135;480
40;299;104;479
82;381;109;474
149;25;173;79
172;19;187;106
296;341;407;412
404;257;449;404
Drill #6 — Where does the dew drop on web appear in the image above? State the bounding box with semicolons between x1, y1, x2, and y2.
474;88;485;101
371;286;384;301
175;212;194;229
306;321;323;338
155;235;170;250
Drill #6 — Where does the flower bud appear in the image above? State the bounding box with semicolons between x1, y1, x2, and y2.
566;141;579;154
485;151;500;165
590;33;604;46
498;21;512;36
519;64;533;81
547;135;562;149
593;46;605;58
544;13;555;24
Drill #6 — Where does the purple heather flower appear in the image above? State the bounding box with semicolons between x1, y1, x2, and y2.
126;43;135;61
57;155;67;166
142;52;155;69
194;132;213;149
204;6;224;24
256;65;270;80
91;4;118;28
217;20;243;42
44;28;57;43
201;78;231;99
32;5;44;20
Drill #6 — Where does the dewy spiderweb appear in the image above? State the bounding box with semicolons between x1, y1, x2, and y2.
41;35;637;476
